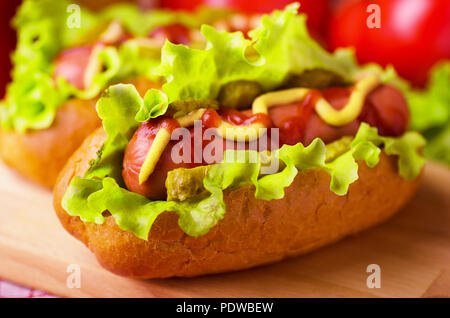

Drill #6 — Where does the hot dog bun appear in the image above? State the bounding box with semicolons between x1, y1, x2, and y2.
0;98;100;187
54;127;421;278
0;77;158;188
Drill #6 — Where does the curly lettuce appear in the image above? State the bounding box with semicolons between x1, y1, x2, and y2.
1;0;96;131
62;5;426;240
99;4;202;36
63;84;425;240
158;3;356;105
0;0;197;132
405;62;450;165
136;3;409;122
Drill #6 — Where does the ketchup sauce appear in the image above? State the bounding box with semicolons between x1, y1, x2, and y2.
269;89;323;145
202;107;272;129
123;84;410;200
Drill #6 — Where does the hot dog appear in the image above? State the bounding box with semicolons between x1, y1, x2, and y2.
0;0;230;187
122;84;410;200
54;4;425;278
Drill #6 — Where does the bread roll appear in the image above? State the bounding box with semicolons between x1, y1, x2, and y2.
0;98;100;187
0;77;158;187
54;128;421;278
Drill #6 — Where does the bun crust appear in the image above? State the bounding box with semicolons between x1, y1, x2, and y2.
54;128;421;279
1;98;100;187
0;77;158;187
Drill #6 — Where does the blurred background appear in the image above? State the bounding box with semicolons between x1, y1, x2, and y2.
1;0;449;164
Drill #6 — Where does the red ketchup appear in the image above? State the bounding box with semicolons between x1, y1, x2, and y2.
123;84;410;200
269;90;322;145
219;106;272;128
302;86;361;145
270;85;409;146
201;107;274;153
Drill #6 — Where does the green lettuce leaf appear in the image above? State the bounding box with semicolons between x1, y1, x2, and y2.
351;123;426;180
424;124;450;164
0;0;192;132
404;62;450;165
99;4;199;37
61;5;426;241
85;84;143;181
64;114;425;240
116;40;161;81
136;89;169;121
1;0;96;132
157;3;359;105
85;84;170;181
12;0;98;52
407;63;450;132
57;46;122;100
141;3;409;118
0;73;64;131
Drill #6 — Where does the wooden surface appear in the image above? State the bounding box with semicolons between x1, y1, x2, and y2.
0;161;449;298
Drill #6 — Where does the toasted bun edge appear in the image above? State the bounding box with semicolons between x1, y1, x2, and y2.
53;128;421;278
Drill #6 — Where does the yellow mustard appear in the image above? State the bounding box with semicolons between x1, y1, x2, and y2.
138;74;379;183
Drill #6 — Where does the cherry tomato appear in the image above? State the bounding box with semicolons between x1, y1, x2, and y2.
53;46;93;90
328;0;450;87
158;0;330;38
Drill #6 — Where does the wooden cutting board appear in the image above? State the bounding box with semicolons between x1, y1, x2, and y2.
0;161;449;298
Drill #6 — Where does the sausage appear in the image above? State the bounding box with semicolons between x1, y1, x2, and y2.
359;85;410;136
122;114;271;200
0;77;160;188
54;126;421;279
270;84;409;145
53;46;93;90
122;85;410;200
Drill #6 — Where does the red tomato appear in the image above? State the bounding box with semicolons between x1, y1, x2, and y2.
158;0;329;38
328;0;450;87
